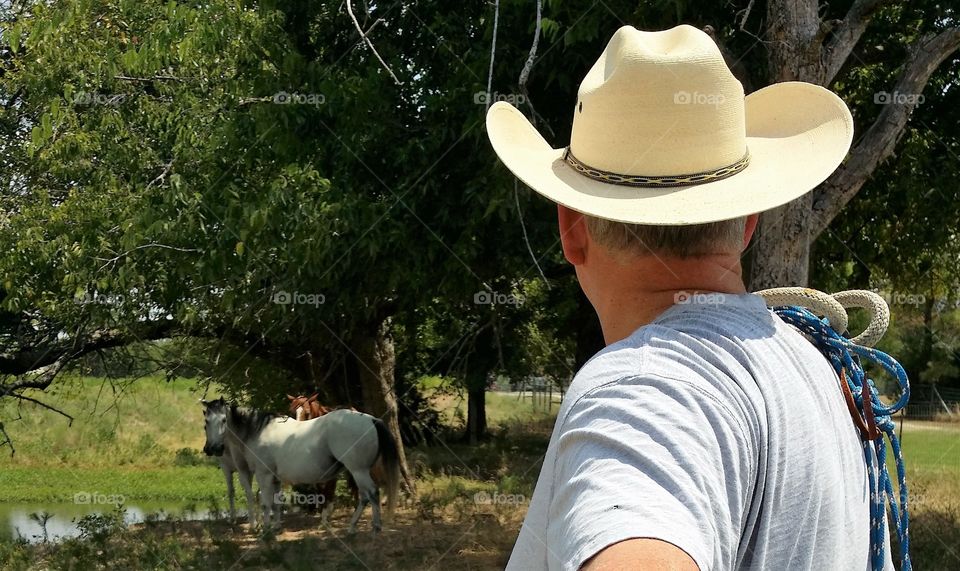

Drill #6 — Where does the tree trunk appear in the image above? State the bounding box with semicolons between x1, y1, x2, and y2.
746;196;812;289
465;372;488;445
747;2;960;290
917;288;935;387
355;319;416;495
747;0;821;290
461;319;497;444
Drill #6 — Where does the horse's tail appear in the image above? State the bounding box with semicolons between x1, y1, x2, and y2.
372;417;400;519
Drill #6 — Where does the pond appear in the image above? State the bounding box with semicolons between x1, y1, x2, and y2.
0;501;242;544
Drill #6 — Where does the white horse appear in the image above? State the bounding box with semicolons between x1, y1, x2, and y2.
200;398;400;533
201;399;259;524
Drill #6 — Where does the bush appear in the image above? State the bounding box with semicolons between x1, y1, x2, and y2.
173;447;205;467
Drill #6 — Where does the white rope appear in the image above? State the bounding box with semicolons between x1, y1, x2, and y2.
755;287;849;334
755;287;891;348
515;179;549;287
831;290;890;348
485;0;501;112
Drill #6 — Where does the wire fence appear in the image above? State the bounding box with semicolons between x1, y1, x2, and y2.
900;385;960;420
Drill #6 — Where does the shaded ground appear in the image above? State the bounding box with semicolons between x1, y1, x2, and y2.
129;503;523;570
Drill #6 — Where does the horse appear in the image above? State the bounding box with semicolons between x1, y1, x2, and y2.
286;393;341;523
286;394;391;524
201;397;400;533
201;399;259;524
287;393;336;421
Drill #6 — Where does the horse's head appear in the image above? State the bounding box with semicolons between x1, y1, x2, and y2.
287;394;308;419
200;397;228;456
288;393;321;421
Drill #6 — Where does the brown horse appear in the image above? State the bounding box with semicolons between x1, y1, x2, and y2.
288;393;335;421
286;394;386;523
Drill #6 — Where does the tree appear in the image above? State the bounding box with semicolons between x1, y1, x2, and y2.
0;0;578;456
2;0;957;456
748;0;959;288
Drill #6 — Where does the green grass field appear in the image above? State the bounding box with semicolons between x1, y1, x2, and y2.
0;376;229;502
897;423;960;477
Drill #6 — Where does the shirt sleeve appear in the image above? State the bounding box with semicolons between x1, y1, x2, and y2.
546;374;758;571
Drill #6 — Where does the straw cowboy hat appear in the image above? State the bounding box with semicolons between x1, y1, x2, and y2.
486;24;854;225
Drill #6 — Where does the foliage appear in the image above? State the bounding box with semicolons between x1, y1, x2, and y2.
0;0;957;454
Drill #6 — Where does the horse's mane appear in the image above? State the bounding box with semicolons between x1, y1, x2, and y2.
228;404;281;442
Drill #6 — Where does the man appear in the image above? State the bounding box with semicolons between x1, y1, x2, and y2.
486;25;891;570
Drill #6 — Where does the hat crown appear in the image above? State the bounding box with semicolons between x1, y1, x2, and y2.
570;25;747;177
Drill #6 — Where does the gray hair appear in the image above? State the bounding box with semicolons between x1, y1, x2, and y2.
584;215;747;259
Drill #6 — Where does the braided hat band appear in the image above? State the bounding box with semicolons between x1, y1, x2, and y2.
563;147;751;188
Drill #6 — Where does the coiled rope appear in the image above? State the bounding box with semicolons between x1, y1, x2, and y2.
754;288;911;571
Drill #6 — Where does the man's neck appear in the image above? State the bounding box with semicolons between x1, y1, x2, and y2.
590;253;747;345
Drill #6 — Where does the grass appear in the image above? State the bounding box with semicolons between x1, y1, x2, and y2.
0;467;224;503
895;423;960;477
0;375;212;469
0;375;229;503
418;375;559;429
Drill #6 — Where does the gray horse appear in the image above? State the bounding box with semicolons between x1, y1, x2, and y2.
201;398;399;533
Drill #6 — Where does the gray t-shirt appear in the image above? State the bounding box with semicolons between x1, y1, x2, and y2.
506;293;892;570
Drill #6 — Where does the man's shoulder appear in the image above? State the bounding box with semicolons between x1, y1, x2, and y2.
571;294;789;394
570;319;719;395
563;296;790;426
562;325;703;419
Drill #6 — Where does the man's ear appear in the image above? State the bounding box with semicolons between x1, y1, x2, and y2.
558;204;588;265
743;213;760;250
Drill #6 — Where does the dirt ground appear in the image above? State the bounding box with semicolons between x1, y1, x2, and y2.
129;501;523;570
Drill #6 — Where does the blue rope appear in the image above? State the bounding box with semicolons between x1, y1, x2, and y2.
773;305;911;571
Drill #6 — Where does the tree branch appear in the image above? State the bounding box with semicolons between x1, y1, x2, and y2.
822;0;891;84
114;74;183;83
4;391;74;424
0;422;13;456
0;319;177;376
811;27;960;237
345;0;400;85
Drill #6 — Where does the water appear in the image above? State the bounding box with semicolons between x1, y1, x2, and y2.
0;501;239;544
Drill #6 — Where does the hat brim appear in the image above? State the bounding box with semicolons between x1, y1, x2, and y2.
486;82;854;225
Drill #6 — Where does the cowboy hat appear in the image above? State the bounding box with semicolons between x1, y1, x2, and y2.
486;24;854;225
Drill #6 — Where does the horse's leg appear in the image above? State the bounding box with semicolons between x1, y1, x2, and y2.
237;469;258;526
347;490;367;534
256;471;275;530
347;472;359;505
273;476;283;527
223;465;236;522
319;480;336;525
347;471;380;534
